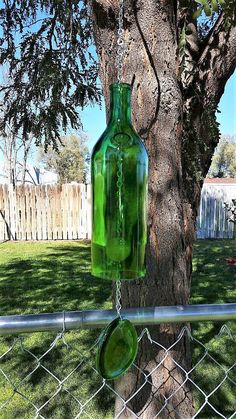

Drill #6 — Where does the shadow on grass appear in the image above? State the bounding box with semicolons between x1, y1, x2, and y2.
191;239;236;417
0;242;114;418
1;240;235;417
0;244;112;314
191;239;236;341
192;240;236;302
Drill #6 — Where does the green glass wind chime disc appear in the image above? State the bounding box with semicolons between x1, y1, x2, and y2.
93;0;146;379
96;317;138;380
93;83;146;378
93;83;147;377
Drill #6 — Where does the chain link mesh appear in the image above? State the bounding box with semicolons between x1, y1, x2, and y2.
0;322;235;418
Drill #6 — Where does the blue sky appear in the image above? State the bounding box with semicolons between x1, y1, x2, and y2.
216;70;236;135
0;4;235;162
81;70;236;152
0;70;235;163
80;100;106;152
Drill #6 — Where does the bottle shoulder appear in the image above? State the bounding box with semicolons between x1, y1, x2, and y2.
91;123;148;161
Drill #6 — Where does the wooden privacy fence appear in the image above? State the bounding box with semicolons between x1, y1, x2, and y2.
197;179;236;239
0;184;91;241
0;179;236;241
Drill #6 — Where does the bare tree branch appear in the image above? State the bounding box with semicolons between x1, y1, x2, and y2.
196;13;236;104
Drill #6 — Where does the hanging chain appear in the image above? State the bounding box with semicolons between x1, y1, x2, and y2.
115;0;125;318
116;280;122;318
116;0;125;82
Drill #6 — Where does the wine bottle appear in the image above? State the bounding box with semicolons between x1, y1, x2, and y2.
91;82;148;280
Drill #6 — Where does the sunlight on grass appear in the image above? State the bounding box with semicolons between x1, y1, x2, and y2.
0;241;112;315
0;239;235;417
191;239;236;417
0;241;114;418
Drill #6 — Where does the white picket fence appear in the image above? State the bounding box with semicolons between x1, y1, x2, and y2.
197;179;236;239
0;179;235;241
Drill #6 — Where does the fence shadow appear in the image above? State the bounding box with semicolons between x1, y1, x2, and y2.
0;243;111;315
191;239;236;340
0;239;235;417
0;241;114;418
190;239;236;417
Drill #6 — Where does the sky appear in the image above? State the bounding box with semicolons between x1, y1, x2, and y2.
215;70;236;135
80;70;236;153
0;4;235;164
0;70;235;165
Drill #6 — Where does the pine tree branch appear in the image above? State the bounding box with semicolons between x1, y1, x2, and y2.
0;1;101;149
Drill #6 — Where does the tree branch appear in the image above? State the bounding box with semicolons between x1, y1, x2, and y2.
196;13;236;104
182;15;236;205
91;0;117;10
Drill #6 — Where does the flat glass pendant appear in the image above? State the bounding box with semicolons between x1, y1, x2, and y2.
96;317;138;380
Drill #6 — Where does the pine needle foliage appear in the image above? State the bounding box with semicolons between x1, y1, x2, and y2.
0;0;101;150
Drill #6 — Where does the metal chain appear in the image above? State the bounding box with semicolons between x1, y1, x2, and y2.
115;280;122;318
116;0;125;82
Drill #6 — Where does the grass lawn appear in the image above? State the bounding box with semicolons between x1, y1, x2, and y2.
0;239;235;418
0;241;114;419
191;240;236;418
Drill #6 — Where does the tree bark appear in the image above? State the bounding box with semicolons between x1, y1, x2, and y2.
21;136;33;185
90;0;235;417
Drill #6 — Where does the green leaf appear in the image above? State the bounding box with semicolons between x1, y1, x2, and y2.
179;24;186;50
204;3;212;16
194;0;207;4
211;0;219;12
218;0;226;6
193;8;202;19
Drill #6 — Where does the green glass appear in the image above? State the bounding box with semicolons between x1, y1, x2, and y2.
91;83;148;280
96;317;138;380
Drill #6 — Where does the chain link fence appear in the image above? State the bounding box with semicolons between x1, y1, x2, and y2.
0;318;236;419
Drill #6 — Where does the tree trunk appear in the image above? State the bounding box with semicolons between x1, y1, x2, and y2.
91;0;195;416
90;0;236;417
21;136;32;185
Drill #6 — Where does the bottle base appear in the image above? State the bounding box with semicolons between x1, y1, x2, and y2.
91;269;146;281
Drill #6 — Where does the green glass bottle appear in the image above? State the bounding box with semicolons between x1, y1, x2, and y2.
91;82;148;280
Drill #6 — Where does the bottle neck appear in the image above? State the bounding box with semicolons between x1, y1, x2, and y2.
109;83;131;125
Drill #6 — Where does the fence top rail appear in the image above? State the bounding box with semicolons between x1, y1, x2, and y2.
0;303;236;335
